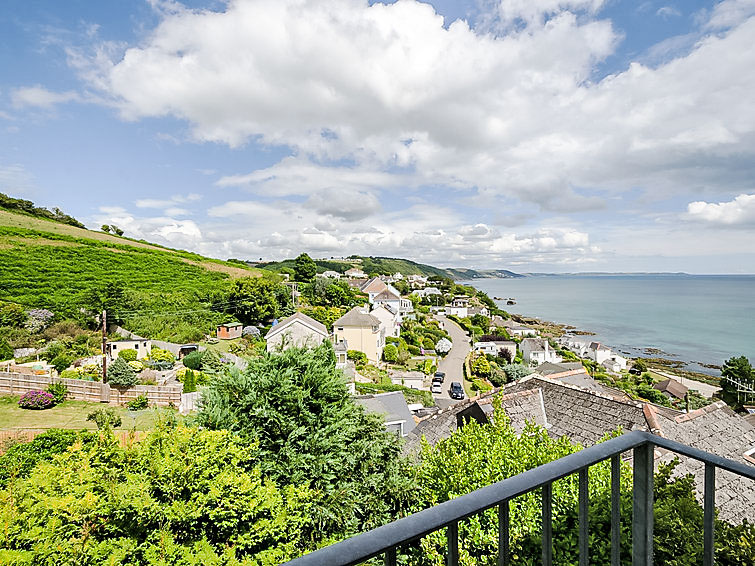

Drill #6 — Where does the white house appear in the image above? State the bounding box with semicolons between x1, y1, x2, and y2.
559;336;592;358
474;340;517;360
520;338;560;366
106;339;152;360
373;288;402;312
588;342;613;365
447;296;470;318
407;274;428;288
601;353;627;372
345;267;367;278
360;277;388;303
468;306;490;318
265;312;329;353
416;286;442;298
509;326;538;337
319;270;341;279
371;304;401;338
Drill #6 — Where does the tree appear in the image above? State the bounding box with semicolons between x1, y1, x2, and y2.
86;407;122;429
106;356;139;388
0;302;26;328
470;314;490;334
0;339;12;361
110;224;124;236
472;355;491;377
502;363;531;381
294;252;317;282
100;224;111;233
721;355;754;395
226;277;288;325
633;359;648;373
196;345;416;536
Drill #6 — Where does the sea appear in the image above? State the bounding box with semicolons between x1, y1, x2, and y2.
463;275;755;375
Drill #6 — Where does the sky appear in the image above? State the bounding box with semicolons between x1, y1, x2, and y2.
2;0;755;273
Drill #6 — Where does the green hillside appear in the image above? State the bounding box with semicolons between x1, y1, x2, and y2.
0;209;267;342
257;255;455;279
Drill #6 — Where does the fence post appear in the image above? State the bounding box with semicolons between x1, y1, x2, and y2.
632;442;654;566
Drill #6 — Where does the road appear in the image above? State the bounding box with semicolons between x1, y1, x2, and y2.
434;315;471;409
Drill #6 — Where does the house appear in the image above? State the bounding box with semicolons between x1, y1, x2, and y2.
653;378;689;400
520;338;560;365
446;296;470;318
333;307;385;364
490;316;515;329
415;286;442;298
345;267;367;278
355;391;416;437
319;270;341;279
372;288;402;312
392;272;404;280
601;358;623;373
360;277;388;303
467;306;490;318
389;370;425;391
407;274;428;288
265;312;329;353
473;340;517;360
509;325;538;337
217;322;243;340
370;304;401;338
536;361;588;380
559;336;592;357
587;341;613;364
106;339;152;360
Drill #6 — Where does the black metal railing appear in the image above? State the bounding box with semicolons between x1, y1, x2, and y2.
282;430;755;566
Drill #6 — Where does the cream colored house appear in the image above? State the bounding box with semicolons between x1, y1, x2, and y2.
333;307;385;363
371;304;401;338
265;312;329;353
106;339;152;360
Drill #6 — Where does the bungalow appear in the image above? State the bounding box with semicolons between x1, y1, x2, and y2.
345;267;367;278
467;306;490;317
217;322;243;340
654;378;689;401
265;312;329;353
415;286;442;298
601;354;628;373
355;391;416;437
106;339;152;360
319;270;341;279
333;307;385;364
509;326;538;337
473;340;517;360
520;338;560;366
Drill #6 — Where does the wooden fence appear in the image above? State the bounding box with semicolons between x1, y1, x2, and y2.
0;429;148;453
0;372;182;407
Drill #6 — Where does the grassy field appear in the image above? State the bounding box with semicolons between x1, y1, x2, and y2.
0;395;172;431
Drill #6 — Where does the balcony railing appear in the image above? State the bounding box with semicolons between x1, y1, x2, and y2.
282;430;755;566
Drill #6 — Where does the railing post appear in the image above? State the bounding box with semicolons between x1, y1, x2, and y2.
632;442;654;566
447;521;458;566
579;468;589;566
498;500;510;566
384;548;396;566
611;454;621;566
542;483;553;566
703;463;715;566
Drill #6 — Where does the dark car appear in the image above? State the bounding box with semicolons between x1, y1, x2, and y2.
434;371;446;383
449;381;465;400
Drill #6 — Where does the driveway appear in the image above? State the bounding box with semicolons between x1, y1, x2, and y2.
651;368;721;398
434;315;471;408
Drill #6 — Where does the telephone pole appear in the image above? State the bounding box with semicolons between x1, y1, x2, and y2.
101;309;107;383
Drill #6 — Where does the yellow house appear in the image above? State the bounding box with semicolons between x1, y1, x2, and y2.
333;307;385;364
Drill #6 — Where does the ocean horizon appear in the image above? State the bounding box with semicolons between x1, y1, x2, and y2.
464;274;755;375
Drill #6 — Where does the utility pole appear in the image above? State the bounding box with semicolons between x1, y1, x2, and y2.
101;309;107;383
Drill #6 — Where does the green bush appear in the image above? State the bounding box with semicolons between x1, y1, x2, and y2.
117;348;138;361
200;348;224;372
126;394;149;411
407;345;420;355
106;357;139;389
182;349;203;370
46;381;68;404
149;347;176;365
59;369;79;379
422;337;435;350
347;349;368;366
383;344;398;362
183;369;197;393
0;338;12;361
51;354;72;373
86;407;122;429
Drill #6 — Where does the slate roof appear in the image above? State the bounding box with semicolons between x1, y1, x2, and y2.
504;375;650;447
521;338;546;351
265;312;328;339
536;361;586;377
355;391;416;436
402;388;547;455
653;378;689;399
650;401;755;523
334;307;380;328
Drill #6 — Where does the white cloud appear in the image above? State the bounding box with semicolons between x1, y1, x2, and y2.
656;6;681;19
0;164;36;195
686;193;755;226
134;193;201;213
11;86;81;109
94;206;204;248
705;0;755;29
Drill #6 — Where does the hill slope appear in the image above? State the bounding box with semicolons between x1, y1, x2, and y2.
0;210;265;342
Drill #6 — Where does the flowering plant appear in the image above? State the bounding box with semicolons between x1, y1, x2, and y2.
18;390;56;410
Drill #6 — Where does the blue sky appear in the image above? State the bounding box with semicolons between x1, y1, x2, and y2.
2;0;755;273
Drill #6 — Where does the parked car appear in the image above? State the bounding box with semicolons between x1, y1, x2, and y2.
431;381;443;394
434;371;446;383
450;382;465;400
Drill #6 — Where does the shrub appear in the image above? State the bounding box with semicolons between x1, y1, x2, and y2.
383;344;398;362
127;360;144;372
0;338;12;361
86;407;122;429
182;350;203;370
18;390;55;410
422;337;435;350
59;369;79;379
149;347;176;365
46;381;68;404
51;354;72;373
200;348;224;372
126;394;149;411
435;337;452;354
106;357;139;388
347;350;368;366
183;369;197;393
407;345;420;356
502;363;532;381
117;348;137;361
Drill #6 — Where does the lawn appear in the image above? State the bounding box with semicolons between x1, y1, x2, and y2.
0;395;172;431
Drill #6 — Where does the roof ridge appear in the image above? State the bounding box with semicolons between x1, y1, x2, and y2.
521;374;645;408
673;400;729;423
